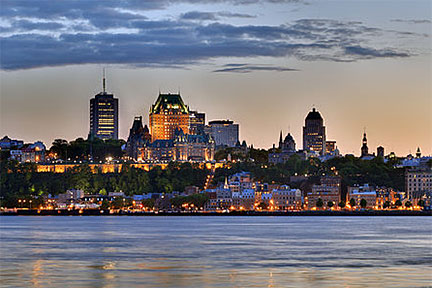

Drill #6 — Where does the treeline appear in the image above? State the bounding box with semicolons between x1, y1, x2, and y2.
49;138;125;161
0;161;207;206
0;154;407;207
213;154;405;196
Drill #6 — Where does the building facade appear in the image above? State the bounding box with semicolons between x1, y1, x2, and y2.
268;132;298;164
140;128;214;162
303;108;326;155
307;176;341;209
149;93;189;141
189;110;205;135
125;116;151;160
405;168;432;201
272;185;302;210
348;184;377;209
205;120;239;147
89;77;119;140
0;136;24;149
325;141;336;155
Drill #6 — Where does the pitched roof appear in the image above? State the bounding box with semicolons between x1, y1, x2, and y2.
150;93;188;114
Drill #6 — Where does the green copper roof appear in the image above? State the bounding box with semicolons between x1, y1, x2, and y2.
150;93;189;114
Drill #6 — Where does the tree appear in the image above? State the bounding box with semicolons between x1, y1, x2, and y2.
327;201;334;208
418;199;425;207
100;199;110;210
360;198;367;209
50;139;69;160
349;198;356;208
258;202;268;210
383;201;391;209
405;201;412;208
111;197;125;209
338;201;346;209
316;198;323;208
395;199;402;207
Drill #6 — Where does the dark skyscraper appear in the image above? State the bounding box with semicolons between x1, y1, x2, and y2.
89;71;119;140
189;110;205;135
303;108;326;155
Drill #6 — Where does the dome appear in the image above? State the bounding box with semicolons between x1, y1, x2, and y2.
284;133;294;142
305;108;323;121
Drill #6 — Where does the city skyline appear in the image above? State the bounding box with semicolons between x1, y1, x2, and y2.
0;0;431;156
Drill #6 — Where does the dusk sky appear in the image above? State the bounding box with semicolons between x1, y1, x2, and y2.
0;0;431;156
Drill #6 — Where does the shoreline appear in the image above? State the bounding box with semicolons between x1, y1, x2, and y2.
1;210;431;216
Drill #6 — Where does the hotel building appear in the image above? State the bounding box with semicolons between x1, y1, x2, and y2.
149;93;189;141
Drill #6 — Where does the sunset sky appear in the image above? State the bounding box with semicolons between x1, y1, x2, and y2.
1;0;431;156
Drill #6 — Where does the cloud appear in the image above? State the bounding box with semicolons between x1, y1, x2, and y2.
391;19;431;24
180;11;255;21
344;45;410;58
0;0;421;70
213;64;299;73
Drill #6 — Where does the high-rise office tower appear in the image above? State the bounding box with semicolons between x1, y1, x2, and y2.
149;93;189;141
205;120;239;147
89;71;119;140
189;110;205;135
303;108;326;155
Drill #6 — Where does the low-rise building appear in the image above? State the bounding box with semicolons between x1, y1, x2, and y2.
405;167;432;201
348;184;377;209
232;188;255;210
307;176;341;209
58;189;85;204
272;185;302;210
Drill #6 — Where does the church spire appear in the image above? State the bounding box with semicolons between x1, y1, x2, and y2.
279;130;283;149
361;129;369;157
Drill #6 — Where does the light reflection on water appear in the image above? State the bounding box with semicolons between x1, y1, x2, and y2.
0;216;431;287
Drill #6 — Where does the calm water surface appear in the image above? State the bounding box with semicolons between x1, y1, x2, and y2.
0;216;431;288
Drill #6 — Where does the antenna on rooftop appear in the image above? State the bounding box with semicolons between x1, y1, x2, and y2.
102;67;106;93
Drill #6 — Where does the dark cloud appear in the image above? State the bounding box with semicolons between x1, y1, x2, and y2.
213;64;299;73
180;11;255;21
181;11;219;21
391;19;431;24
0;0;418;70
344;45;410;58
0;0;303;19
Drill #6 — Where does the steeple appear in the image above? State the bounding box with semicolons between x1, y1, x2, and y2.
416;147;421;158
361;130;369;157
279;130;283;149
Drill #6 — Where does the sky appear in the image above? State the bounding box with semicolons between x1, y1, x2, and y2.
0;0;431;156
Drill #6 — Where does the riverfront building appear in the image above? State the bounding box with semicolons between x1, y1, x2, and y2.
348;184;377;209
307;176;341;209
405;167;432;202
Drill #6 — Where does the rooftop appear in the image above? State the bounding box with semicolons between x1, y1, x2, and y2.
305;108;323;121
150;93;188;114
